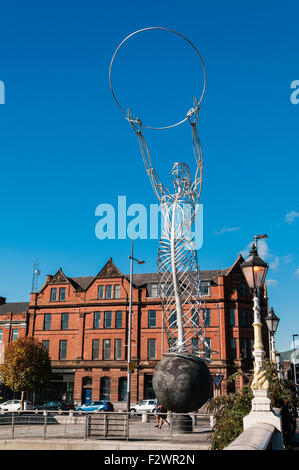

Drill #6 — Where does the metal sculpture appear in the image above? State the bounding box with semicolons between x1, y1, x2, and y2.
109;27;210;359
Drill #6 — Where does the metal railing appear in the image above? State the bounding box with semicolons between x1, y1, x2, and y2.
0;410;212;446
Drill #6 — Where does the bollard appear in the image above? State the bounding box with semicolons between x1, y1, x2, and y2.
191;413;197;426
43;411;47;440
142;411;149;423
11;412;15;440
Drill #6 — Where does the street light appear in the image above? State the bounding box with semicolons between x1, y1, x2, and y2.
265;307;280;361
240;238;269;392
292;334;298;386
127;236;145;414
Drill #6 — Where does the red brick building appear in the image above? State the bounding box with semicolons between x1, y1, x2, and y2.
0;255;270;407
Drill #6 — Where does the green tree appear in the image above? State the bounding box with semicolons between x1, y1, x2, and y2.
1;337;51;409
208;361;298;450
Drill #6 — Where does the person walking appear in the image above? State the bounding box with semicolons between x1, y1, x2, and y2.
157;403;170;429
154;398;160;427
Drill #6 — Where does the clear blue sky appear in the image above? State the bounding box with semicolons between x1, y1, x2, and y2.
0;0;298;352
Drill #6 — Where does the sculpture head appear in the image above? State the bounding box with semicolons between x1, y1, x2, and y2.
171;162;192;193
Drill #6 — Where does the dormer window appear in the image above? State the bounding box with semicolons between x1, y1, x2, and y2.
105;285;112;299
98;285;104;299
114;285;120;299
150;283;158;297
50;288;57;302
59;287;66;301
200;281;211;296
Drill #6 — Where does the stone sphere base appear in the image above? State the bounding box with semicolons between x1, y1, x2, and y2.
153;354;213;413
171;414;193;434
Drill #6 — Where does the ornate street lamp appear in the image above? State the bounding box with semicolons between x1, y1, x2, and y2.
240;239;269;393
241;238;283;440
265;307;280;362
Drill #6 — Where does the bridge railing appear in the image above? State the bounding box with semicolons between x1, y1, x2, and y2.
224;422;279;450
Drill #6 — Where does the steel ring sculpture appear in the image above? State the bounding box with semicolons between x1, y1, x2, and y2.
109;26;206;130
109;28;213;413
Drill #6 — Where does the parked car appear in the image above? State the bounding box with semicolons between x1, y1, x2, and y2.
0;400;33;411
34;401;68;413
130;399;156;414
75;400;114;413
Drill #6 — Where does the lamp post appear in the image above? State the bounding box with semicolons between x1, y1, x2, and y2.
127;236;145;414
265;307;280;362
292;334;298;386
240;237;268;392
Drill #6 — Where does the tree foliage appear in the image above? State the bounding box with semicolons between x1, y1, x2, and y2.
207;361;298;450
1;337;51;397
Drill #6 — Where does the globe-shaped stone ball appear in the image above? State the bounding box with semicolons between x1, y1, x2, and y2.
153;354;213;412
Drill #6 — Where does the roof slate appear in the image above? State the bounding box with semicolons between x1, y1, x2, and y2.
0;302;29;315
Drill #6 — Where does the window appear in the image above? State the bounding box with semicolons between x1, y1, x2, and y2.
103;339;111;360
42;340;49;352
98;285;104;299
240;281;246;296
104;311;112;328
192;309;199;327
114;339;122;360
44;313;51;330
148;339;156;359
205;337;211;358
93;312;101;329
150;283;158;297
61;313;69;330
100;377;110;400
118;377;127;401
161;283;173;297
105;285;112;299
115;311;122;328
11;329;19;342
92;339;99;359
229;309;235;326
192;337;199;353
239;309;246;327
200;281;211;296
205;308;211;326
114;284;120;299
240;338;248;359
231;338;237;360
59;287;66;301
59;340;67;360
169;311;177;328
0;330;3;343
148;310;156;328
50;288;57;301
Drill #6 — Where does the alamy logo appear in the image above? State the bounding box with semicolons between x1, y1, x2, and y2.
0;81;5;104
95;196;204;249
290;80;299;105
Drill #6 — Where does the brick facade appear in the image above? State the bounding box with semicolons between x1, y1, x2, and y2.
0;255;270;407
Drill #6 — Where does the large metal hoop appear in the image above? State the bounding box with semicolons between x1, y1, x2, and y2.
109;27;206;130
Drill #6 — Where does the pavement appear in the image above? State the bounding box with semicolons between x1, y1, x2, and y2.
0;413;212;450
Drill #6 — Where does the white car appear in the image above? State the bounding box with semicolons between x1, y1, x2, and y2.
130;399;156;414
0;400;33;411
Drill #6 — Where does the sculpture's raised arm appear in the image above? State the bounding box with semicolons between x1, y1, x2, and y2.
127;113;170;202
187;100;203;202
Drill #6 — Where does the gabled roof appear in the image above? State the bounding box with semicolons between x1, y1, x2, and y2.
38;256;243;295
0;302;29;315
96;258;124;279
